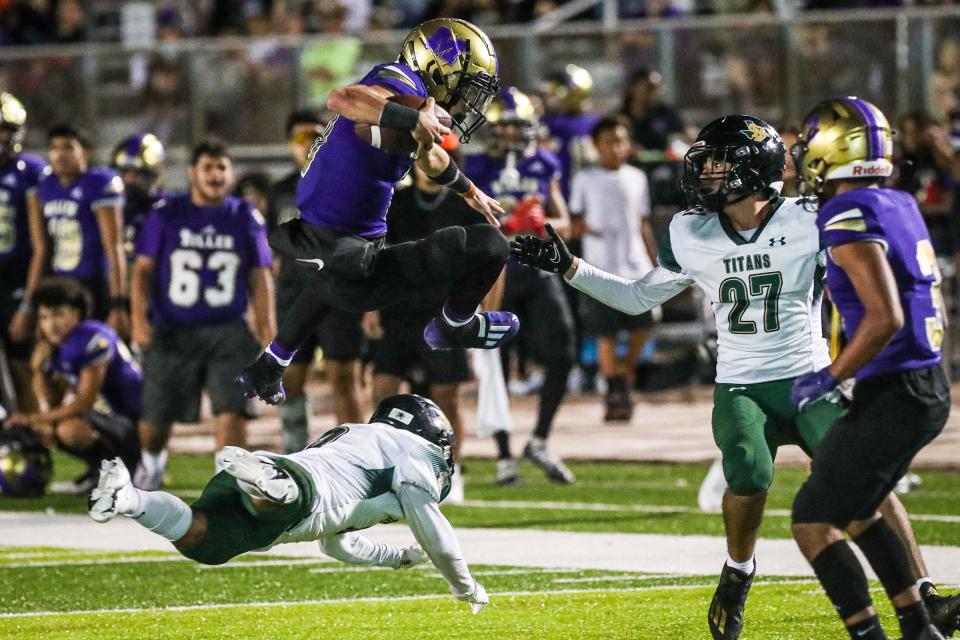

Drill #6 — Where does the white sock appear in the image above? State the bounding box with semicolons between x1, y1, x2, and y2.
917;576;933;589
726;555;755;574
141;449;167;475
442;307;477;328
131;490;193;542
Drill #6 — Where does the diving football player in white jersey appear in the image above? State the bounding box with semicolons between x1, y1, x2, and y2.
89;394;489;613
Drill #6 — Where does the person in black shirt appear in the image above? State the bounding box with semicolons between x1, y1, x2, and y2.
620;68;685;155
267;110;366;453
365;148;482;504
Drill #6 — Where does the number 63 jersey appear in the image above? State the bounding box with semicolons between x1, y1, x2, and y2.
136;193;273;327
570;196;831;384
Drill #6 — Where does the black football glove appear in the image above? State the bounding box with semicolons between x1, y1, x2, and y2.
509;223;573;275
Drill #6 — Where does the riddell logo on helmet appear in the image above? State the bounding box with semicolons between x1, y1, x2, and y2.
852;165;887;176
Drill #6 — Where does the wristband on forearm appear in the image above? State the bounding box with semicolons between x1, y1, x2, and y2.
17;302;32;314
379;100;420;131
429;159;474;196
110;296;130;311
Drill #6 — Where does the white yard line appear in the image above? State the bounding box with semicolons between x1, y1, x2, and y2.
0;580;823;620
2;511;959;584
455;499;960;524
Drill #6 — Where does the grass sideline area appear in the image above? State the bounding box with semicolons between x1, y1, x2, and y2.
2;452;959;544
0;546;902;640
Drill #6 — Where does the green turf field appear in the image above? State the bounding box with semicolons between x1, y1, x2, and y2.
5;452;960;543
1;453;958;638
0;546;899;640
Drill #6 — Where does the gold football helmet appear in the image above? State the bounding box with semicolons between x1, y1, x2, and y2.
112;133;166;176
543;64;593;113
485;87;539;153
0;92;27;156
793;97;893;198
400;18;500;142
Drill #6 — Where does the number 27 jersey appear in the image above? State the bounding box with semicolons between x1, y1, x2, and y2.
136;193;272;327
661;197;830;384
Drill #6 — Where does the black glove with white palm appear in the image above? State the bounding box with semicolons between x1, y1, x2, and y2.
509;223;574;275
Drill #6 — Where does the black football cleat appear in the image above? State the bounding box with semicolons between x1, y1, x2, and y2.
708;561;755;640
235;353;287;405
926;587;960;638
896;624;946;640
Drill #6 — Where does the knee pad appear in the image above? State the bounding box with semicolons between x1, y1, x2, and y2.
791;479;847;526
420;226;468;281
463;224;509;265
724;445;773;497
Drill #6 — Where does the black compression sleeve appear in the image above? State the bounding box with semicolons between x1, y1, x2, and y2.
429;158;473;195
379;101;419;131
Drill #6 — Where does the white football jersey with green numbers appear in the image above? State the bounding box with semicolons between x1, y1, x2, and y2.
569;196;831;384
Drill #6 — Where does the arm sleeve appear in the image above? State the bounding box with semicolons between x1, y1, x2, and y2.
248;207;274;268
362;63;426;97
318;532;405;568
75;331;115;369
818;204;887;250
91;173;125;210
568;262;693;316
135;207;165;259
397;482;475;596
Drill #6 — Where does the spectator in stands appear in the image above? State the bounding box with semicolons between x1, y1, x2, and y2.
267;110;366;453
620;0;685;18
131;139;275;490
933;38;960;123
896;112;957;258
570;117;658;422
53;0;86;43
141;9;190;143
36;124;128;332
366;157;481;504
0;0;52;46
619;68;685;156
300;2;361;107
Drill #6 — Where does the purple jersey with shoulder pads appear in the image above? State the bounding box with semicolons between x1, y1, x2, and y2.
465;147;561;212
37;166;125;279
136;193;272;327
544;113;600;199
296;62;428;238
818;187;943;379
48;319;143;419
0;153;46;274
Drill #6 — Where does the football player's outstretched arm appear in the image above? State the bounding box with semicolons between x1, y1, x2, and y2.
326;84;395;125
319;532;427;569
397;483;488;613
511;224;692;315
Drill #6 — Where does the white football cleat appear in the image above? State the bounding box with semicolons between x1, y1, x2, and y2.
216;446;299;504
89;458;137;523
698;458;727;513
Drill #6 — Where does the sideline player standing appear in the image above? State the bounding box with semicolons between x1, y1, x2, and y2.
89;394;490;613
789;97;952;640
466;87;576;484
237;18;518;406
511;114;960;640
268;110;366;451
36;124;127;332
111;133;168;273
131;139;275;489
0;92;47;412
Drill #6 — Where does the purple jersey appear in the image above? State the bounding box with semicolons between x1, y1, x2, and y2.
37;166;125;279
48;320;143;419
296;62;428;238
466;148;561;214
0;153;46;275
136;194;272;327
543;113;601;199
819;187;943;379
